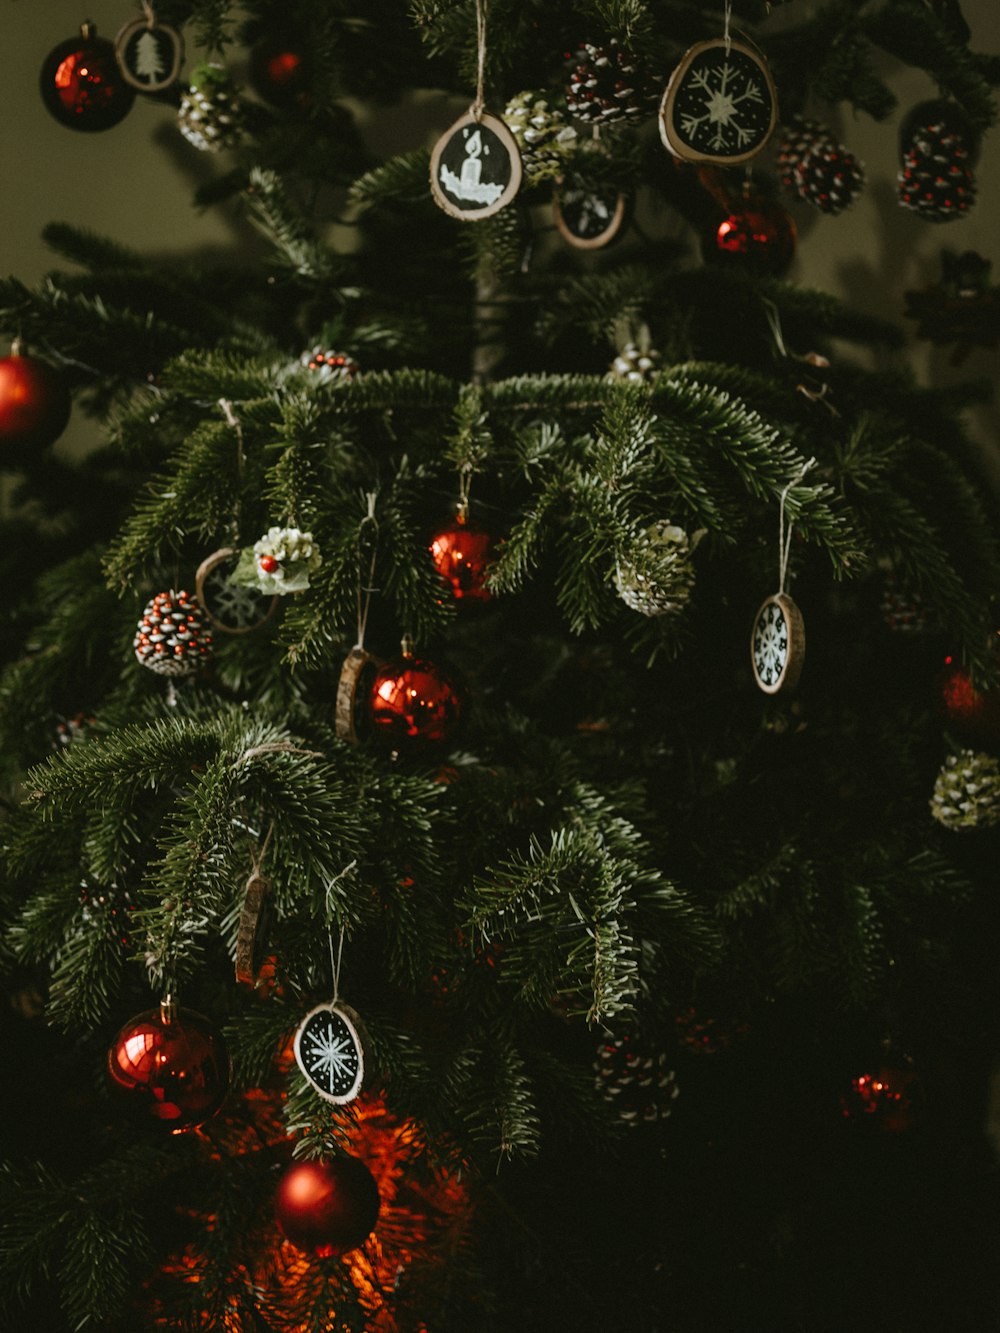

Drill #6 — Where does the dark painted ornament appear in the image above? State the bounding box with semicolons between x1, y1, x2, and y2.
40;23;135;131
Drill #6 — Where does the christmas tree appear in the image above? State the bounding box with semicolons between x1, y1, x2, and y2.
3;2;1000;1329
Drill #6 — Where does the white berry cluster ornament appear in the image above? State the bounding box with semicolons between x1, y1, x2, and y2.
178;63;243;152
615;521;705;617
134;590;213;676
300;348;360;382
930;750;1000;831
231;527;322;595
504;90;578;182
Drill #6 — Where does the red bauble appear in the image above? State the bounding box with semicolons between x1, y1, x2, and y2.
368;654;461;746
250;33;313;108
40;23;135;131
429;515;493;603
839;1060;920;1134
703;200;797;277
107;1001;230;1130
0;351;71;449
941;654;1000;750
275;1156;381;1256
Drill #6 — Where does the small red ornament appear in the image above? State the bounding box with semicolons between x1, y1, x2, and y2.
106;998;230;1130
275;1156;381;1256
941;653;1000;750
0;348;71;449
429;512;493;603
839;1057;920;1134
258;554;279;573
368;643;461;746
703;198;797;277
134;590;213;677
250;32;312;108
40;23;136;132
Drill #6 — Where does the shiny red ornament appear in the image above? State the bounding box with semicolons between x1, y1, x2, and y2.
703;199;797;277
106;1000;230;1130
429;515;493;603
40;23;135;131
368;653;461;746
258;553;279;573
250;33;312;108
275;1156;381;1256
0;350;71;449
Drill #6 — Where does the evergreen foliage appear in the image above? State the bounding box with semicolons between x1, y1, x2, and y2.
2;1;1000;1329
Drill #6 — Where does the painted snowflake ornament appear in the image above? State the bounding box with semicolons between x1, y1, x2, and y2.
751;592;805;694
231;526;322;595
615;521;704;617
196;547;279;635
293;1002;366;1104
660;38;777;166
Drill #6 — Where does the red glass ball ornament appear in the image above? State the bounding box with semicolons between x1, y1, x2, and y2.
368;655;461;746
703;200;797;277
40;24;136;132
249;33;312;108
107;1001;230;1130
275;1156;381;1256
429;516;493;603
0;352;71;449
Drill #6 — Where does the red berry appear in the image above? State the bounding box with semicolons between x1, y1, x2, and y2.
259;554;279;573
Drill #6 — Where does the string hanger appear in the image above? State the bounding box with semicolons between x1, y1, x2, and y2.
777;458;816;595
324;860;358;1002
723;0;733;55
473;0;488;120
142;0;157;26
356;491;379;651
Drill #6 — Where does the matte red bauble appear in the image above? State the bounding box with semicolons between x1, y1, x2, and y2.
40;23;135;131
275;1156;381;1256
703;200;797;277
250;33;312;108
429;515;493;603
941;654;1000;749
0;351;71;448
369;655;461;746
106;999;230;1130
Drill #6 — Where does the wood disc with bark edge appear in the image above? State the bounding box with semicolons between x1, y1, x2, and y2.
235;870;272;985
750;592;805;695
195;547;279;636
114;16;185;93
293;1001;368;1105
553;181;629;250
429;109;522;221
335;647;375;744
659;38;778;167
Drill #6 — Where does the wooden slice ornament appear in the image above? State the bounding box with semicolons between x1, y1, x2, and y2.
293;1001;366;1104
235;869;273;986
751;592;805;695
115;13;184;93
553;180;629;250
430;110;522;221
659;38;777;166
335;647;375;744
195;547;279;636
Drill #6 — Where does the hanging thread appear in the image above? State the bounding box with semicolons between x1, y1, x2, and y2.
356;492;379;650
218;398;245;537
324;860;358;1001
724;0;733;55
142;0;156;26
777;458;816;595
472;0;488;119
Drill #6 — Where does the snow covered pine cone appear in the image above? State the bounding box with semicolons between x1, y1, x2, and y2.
504;89;579;183
178;62;243;152
898;106;976;222
930;750;1000;831
565;40;658;125
595;1033;679;1127
778;117;865;214
134;590;213;676
614;520;704;617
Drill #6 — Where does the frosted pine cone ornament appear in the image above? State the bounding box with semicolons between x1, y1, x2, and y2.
594;1033;679;1127
615;521;704;617
300;348;360;382
178;63;243;153
930;750;1000;831
134;590;213;676
608;341;660;384
504;90;578;183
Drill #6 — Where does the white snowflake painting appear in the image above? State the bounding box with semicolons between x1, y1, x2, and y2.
294;1004;364;1104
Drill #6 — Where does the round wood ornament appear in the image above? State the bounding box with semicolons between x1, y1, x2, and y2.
335;647;375;744
234;870;272;986
751;592;805;695
195;548;279;636
293;1001;366;1105
430;110;522;221
659;38;778;166
114;15;184;93
553;182;629;250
